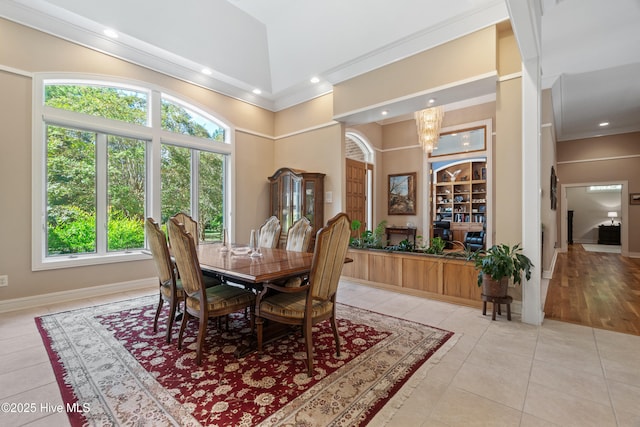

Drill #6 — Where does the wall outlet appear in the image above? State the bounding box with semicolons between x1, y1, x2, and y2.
0;275;7;287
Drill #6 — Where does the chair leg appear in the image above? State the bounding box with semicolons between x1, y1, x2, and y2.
256;317;264;353
166;299;177;343
330;315;341;357
249;305;255;332
177;310;190;350
153;294;163;332
196;316;207;366
305;320;314;377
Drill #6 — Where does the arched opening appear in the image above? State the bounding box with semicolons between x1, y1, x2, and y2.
345;131;374;233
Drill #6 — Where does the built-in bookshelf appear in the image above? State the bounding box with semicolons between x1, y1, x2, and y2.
434;160;486;223
433;160;486;244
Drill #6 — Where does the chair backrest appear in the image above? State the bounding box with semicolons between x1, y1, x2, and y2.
171;212;199;246
167;217;204;298
308;213;351;301
286;217;312;252
145;218;175;286
258;216;282;248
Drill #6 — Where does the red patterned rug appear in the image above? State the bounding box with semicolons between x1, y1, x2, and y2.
36;295;455;426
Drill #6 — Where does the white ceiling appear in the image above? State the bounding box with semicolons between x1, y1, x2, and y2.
1;0;639;141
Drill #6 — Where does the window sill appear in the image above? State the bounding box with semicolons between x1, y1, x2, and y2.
32;251;151;271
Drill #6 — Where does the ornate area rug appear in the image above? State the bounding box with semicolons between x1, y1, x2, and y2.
36;295;455;426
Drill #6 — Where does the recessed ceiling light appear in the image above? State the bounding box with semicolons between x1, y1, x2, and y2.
252;88;262;95
381;110;388;116
428;98;436;104
201;68;212;76
599;122;609;127
310;76;320;84
103;28;119;39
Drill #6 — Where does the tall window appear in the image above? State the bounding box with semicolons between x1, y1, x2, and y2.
34;77;231;269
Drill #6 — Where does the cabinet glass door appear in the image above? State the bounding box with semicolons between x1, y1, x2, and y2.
305;181;315;224
270;182;279;217
291;176;302;232
281;175;290;234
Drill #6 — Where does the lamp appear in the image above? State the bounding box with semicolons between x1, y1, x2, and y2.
607;211;618;225
415;106;444;154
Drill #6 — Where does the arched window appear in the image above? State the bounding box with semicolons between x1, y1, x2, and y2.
345;132;374;163
33;76;232;270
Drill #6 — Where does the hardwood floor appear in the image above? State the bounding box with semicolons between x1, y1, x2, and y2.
545;243;640;336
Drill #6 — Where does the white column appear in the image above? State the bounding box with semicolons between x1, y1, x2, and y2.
521;56;544;325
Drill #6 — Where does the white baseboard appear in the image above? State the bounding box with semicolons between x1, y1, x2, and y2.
0;277;157;314
542;249;558;279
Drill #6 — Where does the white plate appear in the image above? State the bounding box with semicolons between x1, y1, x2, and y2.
231;247;251;256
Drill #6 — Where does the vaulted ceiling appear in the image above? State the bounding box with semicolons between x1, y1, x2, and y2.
1;0;639;141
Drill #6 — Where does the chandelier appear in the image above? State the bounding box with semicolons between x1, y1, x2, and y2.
414;106;444;154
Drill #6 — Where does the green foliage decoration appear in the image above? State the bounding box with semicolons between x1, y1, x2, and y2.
44;83;225;253
468;243;533;287
349;220;387;249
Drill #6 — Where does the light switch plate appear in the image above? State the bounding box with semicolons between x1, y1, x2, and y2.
325;191;333;203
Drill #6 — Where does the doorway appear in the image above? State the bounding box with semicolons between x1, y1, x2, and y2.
560;181;628;255
345;132;373;234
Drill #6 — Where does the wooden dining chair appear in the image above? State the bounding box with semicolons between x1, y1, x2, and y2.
258;215;281;249
146;218;219;343
171;212;199;247
255;212;351;376
168;217;256;365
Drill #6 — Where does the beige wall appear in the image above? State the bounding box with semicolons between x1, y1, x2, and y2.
0;18;275;300
557;132;640;254
273;124;345;221
333;26;497;117
540;90;558;273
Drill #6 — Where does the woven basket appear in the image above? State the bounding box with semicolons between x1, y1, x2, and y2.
481;274;509;297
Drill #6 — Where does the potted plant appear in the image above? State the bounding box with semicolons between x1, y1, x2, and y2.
469;243;533;297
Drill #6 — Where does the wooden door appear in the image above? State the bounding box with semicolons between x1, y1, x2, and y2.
346;158;367;236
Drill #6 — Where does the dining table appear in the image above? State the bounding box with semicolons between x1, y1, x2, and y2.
196;243;315;287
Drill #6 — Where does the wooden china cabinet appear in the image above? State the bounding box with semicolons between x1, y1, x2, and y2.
268;168;325;249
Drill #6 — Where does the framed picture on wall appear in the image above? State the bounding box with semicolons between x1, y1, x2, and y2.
550;166;558;210
388;172;417;215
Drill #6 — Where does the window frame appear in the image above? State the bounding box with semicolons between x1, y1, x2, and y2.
32;74;235;270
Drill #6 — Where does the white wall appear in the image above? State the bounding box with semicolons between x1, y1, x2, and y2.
566;186;621;243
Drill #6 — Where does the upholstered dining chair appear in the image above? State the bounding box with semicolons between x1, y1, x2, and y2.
282;217;313;287
255;212;351;376
171;212;199;247
286;217;313;252
258;215;281;249
146;218;219;343
168;217;256;365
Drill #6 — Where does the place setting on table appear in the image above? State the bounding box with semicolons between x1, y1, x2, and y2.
196;228;315;287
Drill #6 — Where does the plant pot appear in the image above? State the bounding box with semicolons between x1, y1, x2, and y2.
481;273;509;297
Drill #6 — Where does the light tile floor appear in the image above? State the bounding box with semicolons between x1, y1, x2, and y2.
1;280;639;426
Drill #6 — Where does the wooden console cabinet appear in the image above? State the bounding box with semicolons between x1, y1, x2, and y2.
598;225;620;245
